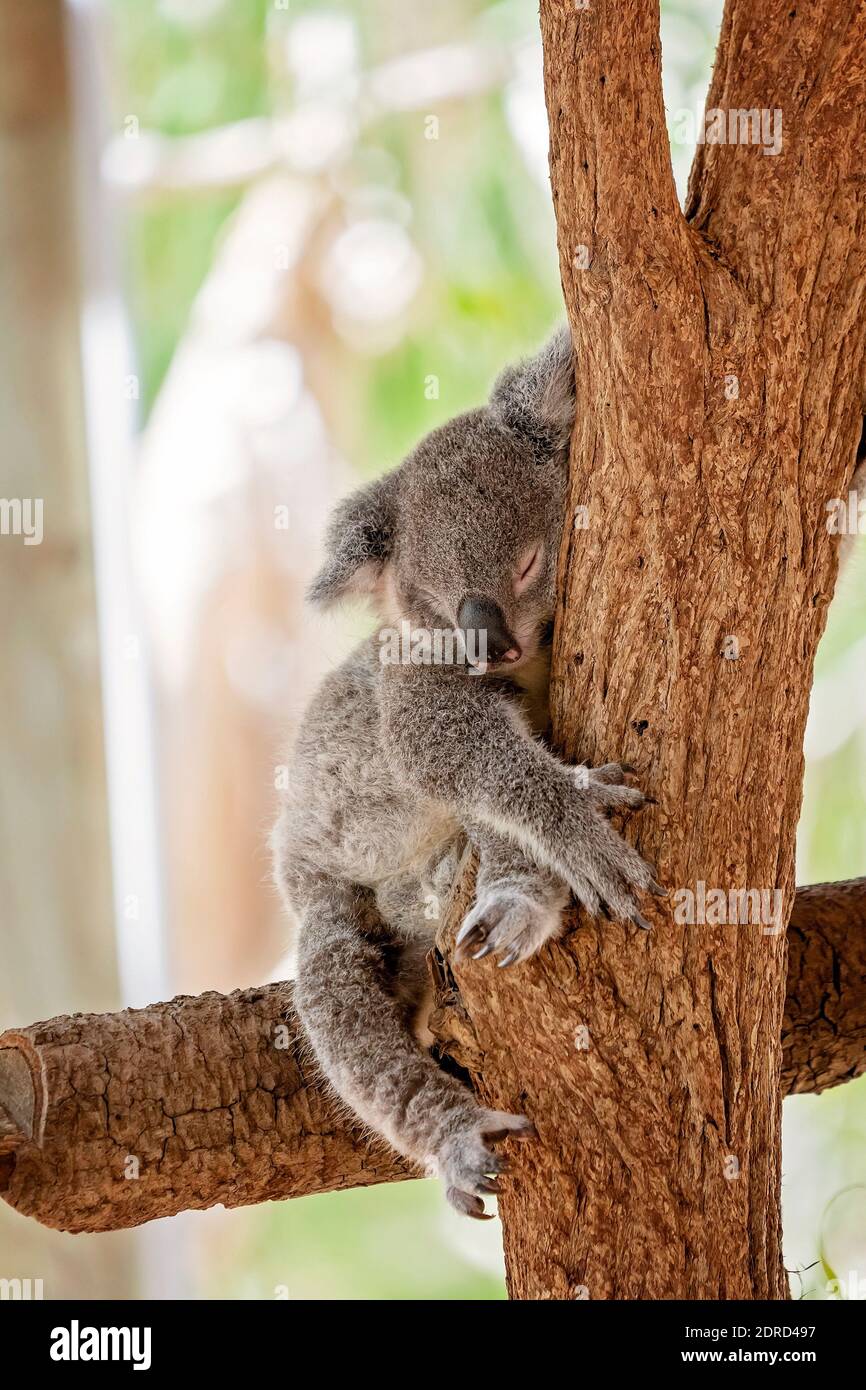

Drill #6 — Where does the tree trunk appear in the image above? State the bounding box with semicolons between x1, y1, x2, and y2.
432;0;866;1299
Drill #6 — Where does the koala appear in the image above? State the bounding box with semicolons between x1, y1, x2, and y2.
272;326;661;1218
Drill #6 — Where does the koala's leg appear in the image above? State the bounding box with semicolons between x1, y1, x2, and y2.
457;824;570;966
384;670;661;929
292;875;534;1217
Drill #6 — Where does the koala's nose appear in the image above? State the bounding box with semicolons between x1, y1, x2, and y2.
457;595;521;666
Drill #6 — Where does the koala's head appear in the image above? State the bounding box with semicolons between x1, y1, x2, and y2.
309;327;575;673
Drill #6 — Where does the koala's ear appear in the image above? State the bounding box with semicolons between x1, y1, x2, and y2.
488;324;576;458
308;472;398;609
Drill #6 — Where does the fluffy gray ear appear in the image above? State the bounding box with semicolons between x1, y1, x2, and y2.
488;324;575;457
308;472;398;609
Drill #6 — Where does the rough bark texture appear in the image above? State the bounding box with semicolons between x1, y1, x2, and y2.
0;878;862;1234
783;880;866;1095
429;0;866;1300
0;984;412;1234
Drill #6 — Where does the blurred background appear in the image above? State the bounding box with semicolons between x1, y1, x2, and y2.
0;0;863;1300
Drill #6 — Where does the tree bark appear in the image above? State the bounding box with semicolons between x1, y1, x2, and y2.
0;878;863;1234
783;880;866;1095
0;983;413;1234
429;0;866;1299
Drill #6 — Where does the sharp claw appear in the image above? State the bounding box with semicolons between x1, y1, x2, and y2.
472;943;494;960
456;922;486;955
447;1187;494;1220
477;1177;502;1195
497;948;520;968
631;911;653;931
621;763;637;774
643;795;657;805
649;879;668;897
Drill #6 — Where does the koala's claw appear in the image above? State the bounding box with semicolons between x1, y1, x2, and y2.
457;887;565;966
476;1175;503;1195
456;918;487;957
438;1110;536;1219
446;1188;494;1220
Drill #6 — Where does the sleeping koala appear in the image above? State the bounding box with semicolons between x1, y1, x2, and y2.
272;326;660;1217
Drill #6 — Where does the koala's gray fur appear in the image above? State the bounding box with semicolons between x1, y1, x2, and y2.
272;326;660;1218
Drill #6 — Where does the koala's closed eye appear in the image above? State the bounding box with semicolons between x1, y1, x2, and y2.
514;543;544;595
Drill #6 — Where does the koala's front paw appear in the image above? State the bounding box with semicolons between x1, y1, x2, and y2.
456;886;566;967
432;1109;536;1219
568;762;664;930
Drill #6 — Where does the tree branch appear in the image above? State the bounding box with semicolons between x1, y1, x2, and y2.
0;879;862;1233
687;0;866;304
783;878;866;1095
0;983;413;1234
540;0;690;315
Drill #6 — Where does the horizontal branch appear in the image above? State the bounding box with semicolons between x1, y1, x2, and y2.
782;878;866;1094
0;983;413;1233
0;879;863;1233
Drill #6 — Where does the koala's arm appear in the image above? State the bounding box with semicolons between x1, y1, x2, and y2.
459;822;571;965
469;822;568;902
383;665;659;928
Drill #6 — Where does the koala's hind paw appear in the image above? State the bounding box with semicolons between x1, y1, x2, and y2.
457;886;565;967
435;1110;536;1220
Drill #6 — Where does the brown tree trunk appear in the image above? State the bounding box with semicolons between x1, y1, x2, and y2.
1;878;863;1234
432;0;866;1299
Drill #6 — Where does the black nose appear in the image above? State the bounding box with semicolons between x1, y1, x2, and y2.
457;596;521;666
